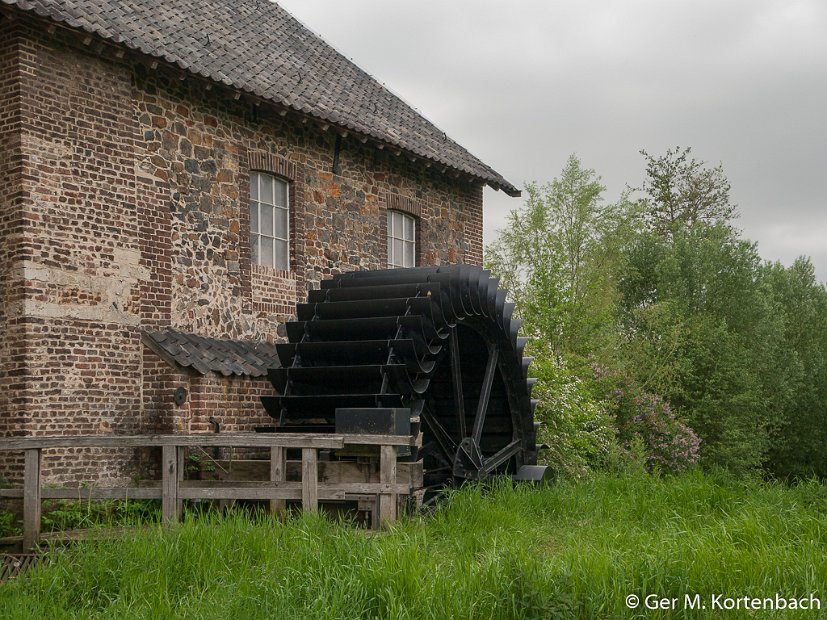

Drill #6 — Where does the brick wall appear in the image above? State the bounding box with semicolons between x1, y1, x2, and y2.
0;22;27;482
0;16;486;484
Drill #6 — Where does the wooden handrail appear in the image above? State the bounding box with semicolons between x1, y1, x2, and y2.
0;432;414;450
0;433;411;548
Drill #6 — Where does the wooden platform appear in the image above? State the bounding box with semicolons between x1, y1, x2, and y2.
0;553;42;584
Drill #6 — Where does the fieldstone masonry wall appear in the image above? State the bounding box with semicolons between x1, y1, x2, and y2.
0;18;485;484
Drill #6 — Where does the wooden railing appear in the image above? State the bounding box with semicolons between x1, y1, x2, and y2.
0;433;416;548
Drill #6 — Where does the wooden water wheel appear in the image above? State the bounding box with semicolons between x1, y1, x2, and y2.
260;265;548;504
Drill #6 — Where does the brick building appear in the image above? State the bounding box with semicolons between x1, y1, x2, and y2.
0;0;519;483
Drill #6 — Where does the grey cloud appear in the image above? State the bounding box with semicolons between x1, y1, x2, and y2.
278;0;827;281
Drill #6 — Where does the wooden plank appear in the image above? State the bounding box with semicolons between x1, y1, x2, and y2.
22;449;41;549
3;481;408;501
340;482;408;494
45;488;161;500
379;444;397;527
161;445;180;524
177;446;184;517
217;459;423;487
301;448;318;513
270;446;286;514
3;483;163;500
179;480;410;493
0;433;345;450
341;434;415;446
178;486;345;501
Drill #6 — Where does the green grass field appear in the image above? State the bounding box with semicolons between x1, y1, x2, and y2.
2;471;826;619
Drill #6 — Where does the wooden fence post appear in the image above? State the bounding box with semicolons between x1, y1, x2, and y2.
301;447;318;513
270;446;286;514
379;444;397;527
162;444;180;523
23;448;41;549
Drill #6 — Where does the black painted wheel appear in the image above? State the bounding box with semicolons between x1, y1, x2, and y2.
261;265;541;501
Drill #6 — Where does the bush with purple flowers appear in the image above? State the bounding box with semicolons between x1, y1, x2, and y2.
601;372;701;474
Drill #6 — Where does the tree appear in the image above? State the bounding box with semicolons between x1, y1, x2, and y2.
638;147;736;239
486;155;629;356
761;258;827;478
617;220;789;473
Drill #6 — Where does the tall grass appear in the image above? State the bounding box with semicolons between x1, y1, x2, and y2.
2;470;826;618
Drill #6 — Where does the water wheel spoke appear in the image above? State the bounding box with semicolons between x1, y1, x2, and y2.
421;407;457;462
471;345;498;444
449;326;466;438
482;439;522;476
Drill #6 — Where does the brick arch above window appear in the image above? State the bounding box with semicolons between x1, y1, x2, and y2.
381;192;423;218
248;152;297;182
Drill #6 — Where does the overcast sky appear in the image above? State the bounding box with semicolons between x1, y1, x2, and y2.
277;0;827;282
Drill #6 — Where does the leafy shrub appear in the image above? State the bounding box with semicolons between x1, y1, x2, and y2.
41;498;159;532
0;510;21;537
531;346;616;478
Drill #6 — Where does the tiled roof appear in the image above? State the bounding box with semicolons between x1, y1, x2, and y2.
2;0;520;195
142;330;281;377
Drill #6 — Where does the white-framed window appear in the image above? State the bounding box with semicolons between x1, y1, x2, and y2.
250;171;289;270
387;210;416;268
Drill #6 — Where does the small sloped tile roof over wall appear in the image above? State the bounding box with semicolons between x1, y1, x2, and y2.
142;330;281;377
2;0;519;195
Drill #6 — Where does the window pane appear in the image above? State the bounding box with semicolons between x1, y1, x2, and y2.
275;240;289;270
404;215;414;241
275;206;288;239
261;203;274;236
250;202;259;234
260;175;274;205
261;236;274;268
404;241;414;267
392;211;402;238
274;179;288;207
250;172;259;201
250;233;259;265
393;239;403;267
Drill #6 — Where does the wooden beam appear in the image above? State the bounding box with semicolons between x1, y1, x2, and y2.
270;446;285;514
1;480;409;500
0;487;161;500
176;444;184;517
0;433;345;450
341;434;414;446
161;445;180;524
214;459;422;486
301;448;318;513
177;485;345;501
22;449;41;549
379;445;397;527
